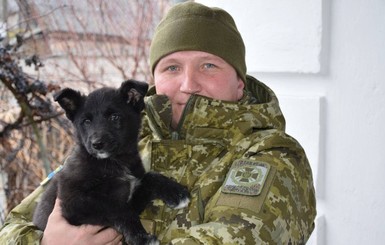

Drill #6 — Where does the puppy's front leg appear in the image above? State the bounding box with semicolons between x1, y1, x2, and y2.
33;178;59;230
133;172;190;211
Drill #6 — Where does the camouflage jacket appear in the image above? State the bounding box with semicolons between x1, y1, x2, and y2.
0;75;316;244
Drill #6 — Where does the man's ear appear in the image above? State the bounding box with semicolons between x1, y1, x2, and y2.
54;88;84;121
119;80;149;112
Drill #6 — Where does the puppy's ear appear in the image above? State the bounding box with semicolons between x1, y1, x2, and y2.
54;88;85;121
119;80;149;112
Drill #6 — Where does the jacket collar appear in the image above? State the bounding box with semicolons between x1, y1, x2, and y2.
144;75;285;140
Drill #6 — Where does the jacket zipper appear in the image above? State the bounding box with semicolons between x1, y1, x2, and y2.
145;99;164;140
171;95;196;140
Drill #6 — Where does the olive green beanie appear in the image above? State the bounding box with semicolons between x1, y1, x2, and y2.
150;1;247;82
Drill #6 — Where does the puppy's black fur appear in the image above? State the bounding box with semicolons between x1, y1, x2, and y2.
33;80;190;245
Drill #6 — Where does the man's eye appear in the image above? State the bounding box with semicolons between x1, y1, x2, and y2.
203;63;216;69
167;65;178;72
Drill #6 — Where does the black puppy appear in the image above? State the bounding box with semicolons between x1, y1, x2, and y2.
33;80;190;245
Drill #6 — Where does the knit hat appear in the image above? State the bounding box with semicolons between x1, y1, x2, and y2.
149;1;247;83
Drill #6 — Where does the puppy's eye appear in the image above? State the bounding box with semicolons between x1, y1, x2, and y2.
83;119;91;126
109;114;120;122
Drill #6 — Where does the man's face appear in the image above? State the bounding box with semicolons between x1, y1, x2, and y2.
154;51;244;128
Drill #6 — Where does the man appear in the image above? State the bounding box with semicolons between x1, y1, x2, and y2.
0;2;316;244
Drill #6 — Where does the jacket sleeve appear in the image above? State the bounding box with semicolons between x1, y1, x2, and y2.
0;186;44;244
164;134;317;244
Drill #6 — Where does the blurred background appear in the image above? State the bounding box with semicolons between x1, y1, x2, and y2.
0;0;170;222
1;0;385;244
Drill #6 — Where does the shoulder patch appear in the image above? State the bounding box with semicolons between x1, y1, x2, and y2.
222;159;270;196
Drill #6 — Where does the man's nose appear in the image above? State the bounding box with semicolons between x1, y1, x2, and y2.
180;68;201;94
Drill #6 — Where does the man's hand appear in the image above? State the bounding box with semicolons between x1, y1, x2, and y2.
41;198;123;245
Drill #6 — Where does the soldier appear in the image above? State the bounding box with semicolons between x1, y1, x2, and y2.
0;2;316;244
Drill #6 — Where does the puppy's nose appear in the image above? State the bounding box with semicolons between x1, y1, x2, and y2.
92;141;104;150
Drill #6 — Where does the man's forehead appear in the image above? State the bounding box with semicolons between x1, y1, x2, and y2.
158;51;227;64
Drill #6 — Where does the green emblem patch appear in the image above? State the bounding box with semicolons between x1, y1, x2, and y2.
222;159;270;196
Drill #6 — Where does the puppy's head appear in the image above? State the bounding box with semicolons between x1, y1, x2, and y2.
54;80;149;159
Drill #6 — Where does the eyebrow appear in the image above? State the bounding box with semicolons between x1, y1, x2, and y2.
197;55;227;63
160;55;225;64
158;58;180;64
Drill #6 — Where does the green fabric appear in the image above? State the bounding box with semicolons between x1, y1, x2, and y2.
0;186;44;244
140;75;316;244
0;76;317;244
149;1;247;82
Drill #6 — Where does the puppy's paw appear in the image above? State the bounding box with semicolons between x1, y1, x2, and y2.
163;184;191;209
172;196;190;209
143;172;191;210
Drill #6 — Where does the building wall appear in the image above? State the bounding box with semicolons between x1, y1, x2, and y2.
198;0;385;244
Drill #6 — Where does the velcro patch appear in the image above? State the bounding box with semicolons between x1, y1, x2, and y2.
222;159;270;196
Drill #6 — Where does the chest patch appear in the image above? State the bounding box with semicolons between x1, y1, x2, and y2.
222;159;270;196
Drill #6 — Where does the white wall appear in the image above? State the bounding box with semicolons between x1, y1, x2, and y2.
198;0;385;244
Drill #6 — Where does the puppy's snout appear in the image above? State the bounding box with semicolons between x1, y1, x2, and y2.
92;140;104;150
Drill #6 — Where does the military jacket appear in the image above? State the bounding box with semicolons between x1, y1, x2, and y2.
0;75;316;244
